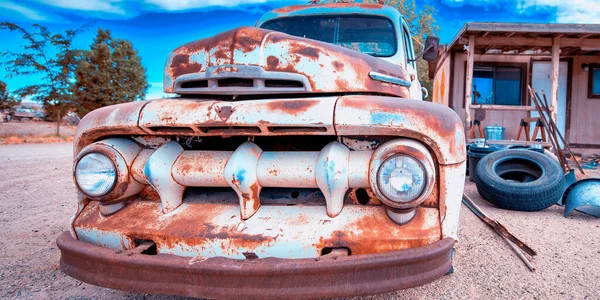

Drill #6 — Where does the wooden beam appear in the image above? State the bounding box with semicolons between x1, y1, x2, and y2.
468;139;552;147
506;32;516;38
469;104;554;111
465;35;475;125
579;33;594;39
474;36;600;48
482;31;490;37
550;37;560;123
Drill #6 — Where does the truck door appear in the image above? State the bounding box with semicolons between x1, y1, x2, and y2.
401;23;422;100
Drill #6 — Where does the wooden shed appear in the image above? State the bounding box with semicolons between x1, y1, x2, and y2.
433;22;600;148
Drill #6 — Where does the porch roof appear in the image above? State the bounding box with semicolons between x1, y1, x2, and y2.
448;22;600;56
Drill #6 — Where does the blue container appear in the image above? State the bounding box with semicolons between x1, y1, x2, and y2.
485;125;505;140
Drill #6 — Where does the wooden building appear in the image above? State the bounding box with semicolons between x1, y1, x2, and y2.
433;23;600;148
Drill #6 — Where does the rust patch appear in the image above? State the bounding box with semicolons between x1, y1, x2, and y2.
315;207;440;255
266;56;279;69
235;28;263;53
266;100;318;116
335;79;349;91
296;46;321;60
272;3;383;14
332;60;344;71
170;54;202;78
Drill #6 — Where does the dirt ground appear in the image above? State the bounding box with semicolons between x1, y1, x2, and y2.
1;142;598;300
0;122;76;144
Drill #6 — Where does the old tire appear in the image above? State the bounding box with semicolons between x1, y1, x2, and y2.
474;149;564;211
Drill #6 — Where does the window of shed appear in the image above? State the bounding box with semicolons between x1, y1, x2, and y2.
472;65;523;105
588;64;600;98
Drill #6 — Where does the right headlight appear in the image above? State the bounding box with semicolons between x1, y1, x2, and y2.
376;154;427;203
369;139;436;210
75;153;117;197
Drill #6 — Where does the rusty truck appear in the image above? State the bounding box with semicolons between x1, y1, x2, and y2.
57;3;466;299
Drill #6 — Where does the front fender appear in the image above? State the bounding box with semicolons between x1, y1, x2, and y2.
334;95;466;165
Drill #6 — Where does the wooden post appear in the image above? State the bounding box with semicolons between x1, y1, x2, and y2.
550;37;560;123
465;35;475;125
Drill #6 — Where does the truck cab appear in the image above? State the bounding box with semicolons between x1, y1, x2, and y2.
257;4;425;99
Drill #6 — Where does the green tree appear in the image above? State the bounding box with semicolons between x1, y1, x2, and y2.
73;29;148;117
0;80;21;110
310;0;439;98
0;22;85;135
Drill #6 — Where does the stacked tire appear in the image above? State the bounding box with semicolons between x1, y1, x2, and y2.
473;149;564;211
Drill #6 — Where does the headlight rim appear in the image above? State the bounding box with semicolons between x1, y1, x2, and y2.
369;139;436;210
75;152;118;197
376;154;428;203
74;142;131;202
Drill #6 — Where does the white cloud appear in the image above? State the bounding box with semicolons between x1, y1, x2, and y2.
37;0;125;14
0;1;47;20
144;0;270;11
517;0;600;23
443;0;600;24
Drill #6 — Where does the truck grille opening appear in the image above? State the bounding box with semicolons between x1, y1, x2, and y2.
198;126;262;134
148;126;196;134
218;78;253;87
268;126;327;134
181;80;209;88
178;135;337;151
264;79;304;88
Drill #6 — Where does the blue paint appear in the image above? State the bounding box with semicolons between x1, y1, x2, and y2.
325;160;336;193
144;161;152;183
236;169;246;182
370;111;405;125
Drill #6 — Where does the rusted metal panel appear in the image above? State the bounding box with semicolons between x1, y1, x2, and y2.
138;97;337;136
265;3;394;17
73;101;149;155
163;27;410;98
58;231;454;299
438;161;466;240
315;142;350;218
74;200;441;259
172;151;233;187
143;141;185;213
334;95;467;165
224;141;263;219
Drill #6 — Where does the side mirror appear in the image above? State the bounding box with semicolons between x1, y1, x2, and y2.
422;36;440;62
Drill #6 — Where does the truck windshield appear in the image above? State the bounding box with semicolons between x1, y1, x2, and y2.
260;16;396;57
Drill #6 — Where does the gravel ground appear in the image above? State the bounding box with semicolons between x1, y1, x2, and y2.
1;143;598;299
0;122;76;137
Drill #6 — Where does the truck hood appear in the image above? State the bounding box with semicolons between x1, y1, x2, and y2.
74;96;465;165
163;27;410;98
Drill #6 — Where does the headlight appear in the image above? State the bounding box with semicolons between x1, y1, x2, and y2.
75;153;117;197
376;155;427;203
369;139;436;211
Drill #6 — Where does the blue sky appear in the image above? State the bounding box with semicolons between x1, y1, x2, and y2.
1;0;599;99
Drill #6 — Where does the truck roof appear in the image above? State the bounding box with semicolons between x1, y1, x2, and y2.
256;3;402;27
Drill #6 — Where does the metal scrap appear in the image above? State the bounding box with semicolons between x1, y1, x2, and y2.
462;193;536;272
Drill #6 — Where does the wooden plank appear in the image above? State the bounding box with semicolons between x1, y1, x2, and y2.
467;139;552;147
465;35;475;124
465;23;600;35
474;36;600;48
469;104;554;111
550;37;560;123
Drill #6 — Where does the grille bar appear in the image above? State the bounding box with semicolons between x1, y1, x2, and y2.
135;141;373;219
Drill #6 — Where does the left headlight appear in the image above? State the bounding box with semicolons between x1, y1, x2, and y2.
75;153;117;197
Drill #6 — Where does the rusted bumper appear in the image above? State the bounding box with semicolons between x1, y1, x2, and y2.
57;231;455;299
